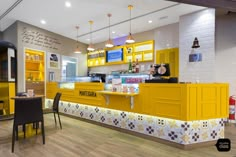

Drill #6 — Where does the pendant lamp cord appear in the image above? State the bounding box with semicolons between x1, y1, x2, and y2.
109;15;111;39
130;7;131;34
108;13;112;40
76;26;79;48
128;5;133;34
89;21;93;45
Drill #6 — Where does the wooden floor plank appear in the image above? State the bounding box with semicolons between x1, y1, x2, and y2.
0;114;235;157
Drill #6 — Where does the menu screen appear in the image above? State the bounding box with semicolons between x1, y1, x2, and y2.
106;48;123;63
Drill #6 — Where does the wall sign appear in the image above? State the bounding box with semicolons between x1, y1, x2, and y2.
21;27;61;50
79;91;97;97
47;52;60;69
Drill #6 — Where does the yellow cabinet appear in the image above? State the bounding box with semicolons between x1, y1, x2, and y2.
87;50;105;67
87;40;154;66
133;40;154;62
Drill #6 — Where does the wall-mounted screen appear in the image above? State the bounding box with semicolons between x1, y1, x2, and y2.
106;48;123;63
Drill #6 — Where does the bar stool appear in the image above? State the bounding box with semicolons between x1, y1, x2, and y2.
0;100;4;115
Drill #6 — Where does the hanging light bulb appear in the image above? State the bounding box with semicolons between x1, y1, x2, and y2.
87;20;95;51
105;13;114;48
74;26;82;53
126;5;135;44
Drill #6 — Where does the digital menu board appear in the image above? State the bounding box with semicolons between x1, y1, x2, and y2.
106;48;123;63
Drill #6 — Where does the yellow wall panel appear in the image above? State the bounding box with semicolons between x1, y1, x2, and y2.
9;83;15;114
188;87;198;120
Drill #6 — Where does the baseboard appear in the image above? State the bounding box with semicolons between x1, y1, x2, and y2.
0;114;14;121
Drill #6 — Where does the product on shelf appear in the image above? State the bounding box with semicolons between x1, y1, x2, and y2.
128;59;132;73
135;58;139;73
132;60;136;73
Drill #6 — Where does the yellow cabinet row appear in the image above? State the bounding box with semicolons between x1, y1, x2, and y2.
87;40;154;67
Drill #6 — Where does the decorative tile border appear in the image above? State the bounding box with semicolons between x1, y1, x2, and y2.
46;99;224;145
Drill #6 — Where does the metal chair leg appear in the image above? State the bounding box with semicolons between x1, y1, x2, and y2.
12;125;15;153
53;112;57;125
57;112;62;129
41;121;45;144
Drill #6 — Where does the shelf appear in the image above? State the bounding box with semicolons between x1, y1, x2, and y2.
26;70;42;73
26;60;44;63
96;90;138;109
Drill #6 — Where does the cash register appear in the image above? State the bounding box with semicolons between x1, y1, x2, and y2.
145;63;178;83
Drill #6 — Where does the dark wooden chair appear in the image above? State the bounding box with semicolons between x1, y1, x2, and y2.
45;93;62;129
12;97;45;153
0;100;4;115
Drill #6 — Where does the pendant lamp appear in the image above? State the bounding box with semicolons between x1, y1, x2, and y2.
74;26;82;53
87;20;95;51
105;13;114;48
126;5;135;44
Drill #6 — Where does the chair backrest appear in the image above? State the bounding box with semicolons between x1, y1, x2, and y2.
53;93;61;112
14;97;43;125
0;101;4;109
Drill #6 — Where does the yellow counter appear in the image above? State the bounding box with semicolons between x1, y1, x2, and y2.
46;82;228;121
46;82;228;147
139;83;228;121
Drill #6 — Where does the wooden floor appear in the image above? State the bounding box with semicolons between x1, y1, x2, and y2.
0;114;236;157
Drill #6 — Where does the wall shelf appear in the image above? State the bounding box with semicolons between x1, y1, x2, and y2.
96;90;138;109
25;49;45;95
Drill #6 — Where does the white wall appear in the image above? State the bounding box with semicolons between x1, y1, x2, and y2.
155;23;179;50
215;14;236;95
179;9;215;82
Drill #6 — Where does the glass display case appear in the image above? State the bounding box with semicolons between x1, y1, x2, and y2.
58;76;92;89
105;73;149;93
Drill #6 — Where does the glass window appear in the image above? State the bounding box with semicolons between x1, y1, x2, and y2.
61;55;78;78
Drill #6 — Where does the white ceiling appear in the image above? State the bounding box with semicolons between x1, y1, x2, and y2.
0;0;206;44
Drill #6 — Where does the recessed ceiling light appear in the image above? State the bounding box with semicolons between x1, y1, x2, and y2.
148;20;152;23
65;1;71;8
40;19;46;24
112;31;116;34
86;39;90;41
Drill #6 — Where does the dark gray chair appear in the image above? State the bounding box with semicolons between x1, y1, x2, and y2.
12;97;45;152
45;93;62;129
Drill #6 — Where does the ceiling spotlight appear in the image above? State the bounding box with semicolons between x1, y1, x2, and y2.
40;19;46;24
112;31;116;34
65;1;71;8
148;20;152;23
